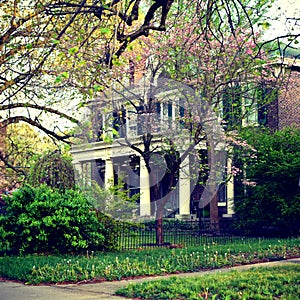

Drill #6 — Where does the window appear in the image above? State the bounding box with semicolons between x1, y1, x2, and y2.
222;84;242;129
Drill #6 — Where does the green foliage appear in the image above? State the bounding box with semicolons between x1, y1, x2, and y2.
0;185;105;254
234;127;300;236
81;179;141;250
95;211;133;251
0;238;299;284
117;265;300;300
82;179;139;220
1;123;56;191
27;151;75;190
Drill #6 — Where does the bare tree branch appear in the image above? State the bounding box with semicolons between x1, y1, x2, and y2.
1;116;73;143
0;103;80;124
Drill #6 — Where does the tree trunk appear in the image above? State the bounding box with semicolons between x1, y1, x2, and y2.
209;192;220;234
137;137;181;246
155;214;164;245
207;140;220;234
149;172;165;245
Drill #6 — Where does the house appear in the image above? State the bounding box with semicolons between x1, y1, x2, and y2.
266;58;300;130
71;57;300;221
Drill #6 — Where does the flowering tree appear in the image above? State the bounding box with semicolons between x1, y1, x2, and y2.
142;7;282;234
1;0;298;154
96;0;288;243
4;0;297;133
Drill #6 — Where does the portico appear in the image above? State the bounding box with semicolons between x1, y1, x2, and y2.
71;138;193;218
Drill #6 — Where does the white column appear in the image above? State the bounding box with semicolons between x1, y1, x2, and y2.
77;161;92;186
105;158;114;188
73;162;82;184
172;102;176;130
179;155;190;215
160;103;164;125
226;157;235;216
139;159;151;216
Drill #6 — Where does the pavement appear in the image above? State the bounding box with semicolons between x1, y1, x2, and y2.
0;258;299;300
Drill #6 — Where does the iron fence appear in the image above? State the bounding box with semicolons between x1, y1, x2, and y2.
116;218;237;250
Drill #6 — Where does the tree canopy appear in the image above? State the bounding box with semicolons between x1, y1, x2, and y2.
233;127;300;236
1;0;299;142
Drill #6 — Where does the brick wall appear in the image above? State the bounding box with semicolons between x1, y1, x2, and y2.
277;68;300;130
266;96;279;130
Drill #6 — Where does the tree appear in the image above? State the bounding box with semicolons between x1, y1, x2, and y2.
1;0;299;170
3;0;297;130
1;0;177;128
0;0;178;173
91;0;288;243
233;126;300;236
1;0;82;137
0;123;57;192
27;150;75;190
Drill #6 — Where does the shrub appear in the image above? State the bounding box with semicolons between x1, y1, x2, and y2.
0;185;105;254
95;211;122;251
233;127;300;236
27;151;75;190
82;179;139;220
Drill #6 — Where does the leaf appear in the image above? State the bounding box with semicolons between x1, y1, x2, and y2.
78;102;87;108
111;128;119;136
258;22;271;30
61;72;69;79
88;88;93;96
68;47;79;55
93;84;103;92
100;27;111;35
55;76;62;83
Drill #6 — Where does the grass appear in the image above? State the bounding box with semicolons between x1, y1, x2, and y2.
0;237;299;285
116;264;300;299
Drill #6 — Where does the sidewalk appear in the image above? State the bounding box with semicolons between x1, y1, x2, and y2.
0;258;299;300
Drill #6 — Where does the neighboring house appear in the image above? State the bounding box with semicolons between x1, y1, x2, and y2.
266;58;300;130
71;58;300;221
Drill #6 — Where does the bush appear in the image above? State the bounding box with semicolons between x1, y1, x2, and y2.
82;179;139;220
233;127;300;236
0;185;105;254
27;151;75;190
95;211;123;251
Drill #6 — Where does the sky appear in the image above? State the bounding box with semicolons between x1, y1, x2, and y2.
265;0;300;41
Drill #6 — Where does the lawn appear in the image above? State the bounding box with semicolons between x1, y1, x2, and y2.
0;237;299;285
116;264;300;299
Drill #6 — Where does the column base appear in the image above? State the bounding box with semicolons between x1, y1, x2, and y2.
175;214;197;220
222;213;234;218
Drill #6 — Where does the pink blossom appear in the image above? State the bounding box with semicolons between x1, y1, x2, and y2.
241;179;257;186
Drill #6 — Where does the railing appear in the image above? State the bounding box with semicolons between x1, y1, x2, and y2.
116;219;236;250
